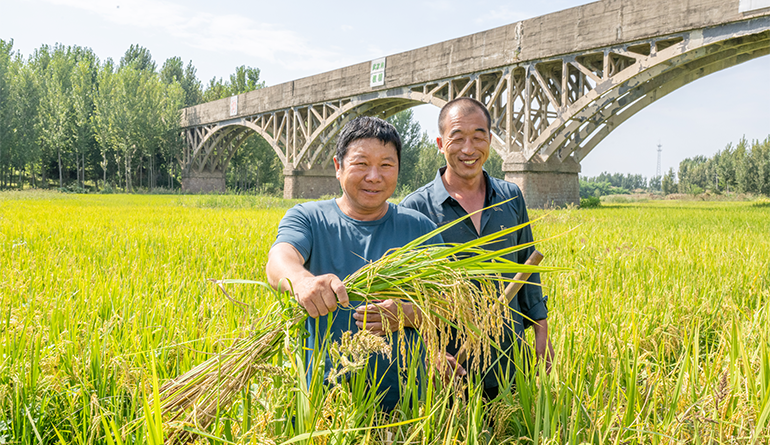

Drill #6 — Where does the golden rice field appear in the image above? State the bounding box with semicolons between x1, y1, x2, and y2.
1;191;768;444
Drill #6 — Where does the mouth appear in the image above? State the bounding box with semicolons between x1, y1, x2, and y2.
461;159;478;166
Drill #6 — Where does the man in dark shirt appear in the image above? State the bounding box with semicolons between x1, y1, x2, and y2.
399;97;554;398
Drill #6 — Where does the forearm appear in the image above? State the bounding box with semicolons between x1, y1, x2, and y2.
533;318;548;350
266;243;349;318
532;318;555;372
266;243;312;291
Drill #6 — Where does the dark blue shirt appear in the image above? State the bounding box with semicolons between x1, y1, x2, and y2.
274;199;441;410
400;168;548;388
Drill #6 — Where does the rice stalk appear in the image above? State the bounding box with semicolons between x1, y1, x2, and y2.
154;303;304;441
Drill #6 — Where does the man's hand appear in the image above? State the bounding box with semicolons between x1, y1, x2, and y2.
293;274;349;318
442;352;467;383
266;243;349;318
533;318;555;374
353;300;422;335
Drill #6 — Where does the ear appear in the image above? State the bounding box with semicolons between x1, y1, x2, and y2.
436;136;445;154
334;156;342;180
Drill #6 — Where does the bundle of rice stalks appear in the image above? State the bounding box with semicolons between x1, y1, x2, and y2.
155;303;304;441
155;200;562;439
342;208;556;375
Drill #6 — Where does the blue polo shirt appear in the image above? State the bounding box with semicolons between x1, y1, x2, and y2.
274;199;441;411
400;168;548;388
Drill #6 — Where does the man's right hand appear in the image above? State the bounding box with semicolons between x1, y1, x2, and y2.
266;242;349;318
292;273;349;318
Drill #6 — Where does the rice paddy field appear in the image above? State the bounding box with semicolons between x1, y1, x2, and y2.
1;191;769;444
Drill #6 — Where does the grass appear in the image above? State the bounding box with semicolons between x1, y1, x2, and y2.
1;192;769;443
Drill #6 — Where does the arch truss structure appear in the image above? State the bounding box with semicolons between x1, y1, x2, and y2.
181;15;769;203
182;97;421;179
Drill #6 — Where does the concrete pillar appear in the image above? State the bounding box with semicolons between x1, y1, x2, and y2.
503;156;581;208
182;170;226;193
283;168;340;199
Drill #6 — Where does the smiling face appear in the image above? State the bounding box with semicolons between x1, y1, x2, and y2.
334;138;399;221
437;106;491;182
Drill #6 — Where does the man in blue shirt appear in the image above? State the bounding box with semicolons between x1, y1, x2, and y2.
398;97;554;399
266;116;440;411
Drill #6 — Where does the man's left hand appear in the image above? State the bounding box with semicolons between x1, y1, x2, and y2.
533;318;555;374
353;300;421;335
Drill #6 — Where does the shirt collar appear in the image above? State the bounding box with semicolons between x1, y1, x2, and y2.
429;167;451;208
431;166;498;208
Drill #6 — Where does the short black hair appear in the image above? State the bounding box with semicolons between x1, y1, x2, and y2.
335;116;402;167
438;97;492;136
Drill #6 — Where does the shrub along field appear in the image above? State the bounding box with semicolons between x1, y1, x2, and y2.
1;192;768;444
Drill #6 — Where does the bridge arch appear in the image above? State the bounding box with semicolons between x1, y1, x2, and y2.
181;96;429;194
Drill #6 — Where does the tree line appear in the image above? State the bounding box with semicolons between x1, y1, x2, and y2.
580;136;770;198
0;38;503;196
0;39;276;192
662;137;770;196
580;172;652;198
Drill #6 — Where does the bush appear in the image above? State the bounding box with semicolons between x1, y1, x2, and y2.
58;185;89;194
580;196;601;208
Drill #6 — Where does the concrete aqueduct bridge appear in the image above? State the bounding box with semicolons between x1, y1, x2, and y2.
179;0;770;207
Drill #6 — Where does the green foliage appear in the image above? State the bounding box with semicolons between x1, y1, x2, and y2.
580;172;647;198
202;65;265;102
579;179;629;198
387;109;423;191
0;39;14;186
229;65;265;94
649;174;662;191
160;57;202;107
0;41;269;192
579;196;601;208
387;110;444;195
119;44;156;72
57;184;89;194
583;171;647;190
36;44;79;188
662;167;677;194
484;148;505;180
7;50;41;187
226;135;282;194
672;136;770;196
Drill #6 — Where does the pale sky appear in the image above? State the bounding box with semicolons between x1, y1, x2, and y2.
2;0;768;178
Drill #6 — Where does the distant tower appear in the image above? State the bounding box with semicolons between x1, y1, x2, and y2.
656;142;663;179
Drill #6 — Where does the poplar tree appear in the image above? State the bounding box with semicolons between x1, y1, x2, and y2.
37;45;75;188
0;40;13;186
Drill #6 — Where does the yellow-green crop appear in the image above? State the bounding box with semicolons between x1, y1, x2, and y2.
1;192;769;444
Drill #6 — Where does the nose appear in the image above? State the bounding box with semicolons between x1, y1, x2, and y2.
461;137;476;153
364;165;382;182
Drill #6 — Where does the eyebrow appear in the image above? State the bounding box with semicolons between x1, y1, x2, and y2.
449;127;489;136
347;154;397;162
